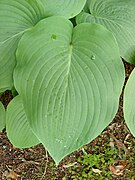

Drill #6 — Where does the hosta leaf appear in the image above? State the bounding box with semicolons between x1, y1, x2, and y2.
0;0;45;92
76;0;135;64
0;102;5;132
40;0;86;18
124;68;135;137
14;16;124;164
6;95;40;148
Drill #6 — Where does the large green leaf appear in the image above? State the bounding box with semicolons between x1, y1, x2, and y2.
76;0;135;64
6;95;40;148
124;68;135;137
14;16;124;164
40;0;86;18
0;0;45;92
0;102;5;132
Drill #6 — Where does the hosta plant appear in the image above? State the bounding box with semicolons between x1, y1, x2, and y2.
76;0;135;64
76;0;135;149
1;0;135;165
0;102;5;132
124;69;135;137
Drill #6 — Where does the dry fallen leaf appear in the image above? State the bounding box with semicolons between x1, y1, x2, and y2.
116;160;128;169
92;168;102;174
6;171;18;180
63;162;77;168
109;165;123;176
109;160;128;177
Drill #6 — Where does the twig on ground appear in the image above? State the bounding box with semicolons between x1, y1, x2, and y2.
40;150;48;180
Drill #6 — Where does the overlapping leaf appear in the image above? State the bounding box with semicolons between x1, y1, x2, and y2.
124;69;135;137
14;16;124;164
0;0;45;92
76;0;135;64
6;95;40;148
0;0;87;93
0;102;5;132
40;0;86;18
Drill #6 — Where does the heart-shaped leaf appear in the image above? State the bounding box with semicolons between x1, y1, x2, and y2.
40;0;86;18
124;68;135;137
14;16;124;164
0;102;5;132
0;0;86;93
0;0;45;92
76;0;135;64
6;95;40;148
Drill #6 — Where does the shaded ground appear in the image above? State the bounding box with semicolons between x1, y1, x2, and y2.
0;62;135;180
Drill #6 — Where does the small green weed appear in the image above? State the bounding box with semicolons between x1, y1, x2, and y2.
68;145;119;179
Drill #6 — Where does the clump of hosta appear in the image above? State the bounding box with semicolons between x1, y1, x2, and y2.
1;0;135;165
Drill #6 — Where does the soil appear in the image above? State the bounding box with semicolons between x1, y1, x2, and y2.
0;61;135;180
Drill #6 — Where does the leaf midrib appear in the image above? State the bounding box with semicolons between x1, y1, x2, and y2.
0;28;31;45
67;45;73;75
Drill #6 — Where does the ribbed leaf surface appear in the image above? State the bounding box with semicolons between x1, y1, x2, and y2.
14;16;124;164
0;102;5;132
0;0;45;92
124;69;135;137
6;96;40;148
76;0;135;64
40;0;86;18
